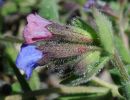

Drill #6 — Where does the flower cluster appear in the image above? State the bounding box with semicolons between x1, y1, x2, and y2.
16;14;97;79
16;14;52;79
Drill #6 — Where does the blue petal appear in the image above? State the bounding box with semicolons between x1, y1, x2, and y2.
16;44;43;79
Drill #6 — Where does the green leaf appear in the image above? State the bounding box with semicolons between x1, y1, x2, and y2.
13;0;26;4
1;2;17;16
74;0;87;5
18;0;37;7
39;0;59;21
5;43;18;62
110;68;122;85
93;9;114;54
12;71;40;92
119;82;130;100
28;71;40;90
114;36;130;64
126;65;130;75
19;7;31;14
110;65;130;85
12;82;22;92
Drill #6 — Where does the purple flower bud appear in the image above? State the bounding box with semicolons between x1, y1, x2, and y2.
16;44;43;79
84;0;96;11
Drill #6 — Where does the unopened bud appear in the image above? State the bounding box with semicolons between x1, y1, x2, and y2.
38;43;99;58
47;23;93;43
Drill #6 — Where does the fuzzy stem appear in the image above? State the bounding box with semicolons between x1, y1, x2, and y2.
113;50;129;82
114;1;130;99
113;50;130;100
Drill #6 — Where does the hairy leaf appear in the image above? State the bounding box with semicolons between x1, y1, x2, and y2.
93;9;114;54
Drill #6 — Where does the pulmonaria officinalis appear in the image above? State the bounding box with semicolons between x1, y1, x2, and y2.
16;14;97;79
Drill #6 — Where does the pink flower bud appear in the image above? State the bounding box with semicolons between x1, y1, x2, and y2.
23;14;52;44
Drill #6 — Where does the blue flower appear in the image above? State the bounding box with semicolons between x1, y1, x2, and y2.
16;44;43;79
84;0;96;11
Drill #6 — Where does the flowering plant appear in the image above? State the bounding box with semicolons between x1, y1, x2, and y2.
1;0;130;99
16;13;99;79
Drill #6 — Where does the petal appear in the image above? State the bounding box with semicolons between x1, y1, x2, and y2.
27;14;51;25
16;44;43;78
25;63;38;79
23;14;52;44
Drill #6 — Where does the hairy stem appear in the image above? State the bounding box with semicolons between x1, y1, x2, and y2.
113;50;130;100
113;50;129;82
